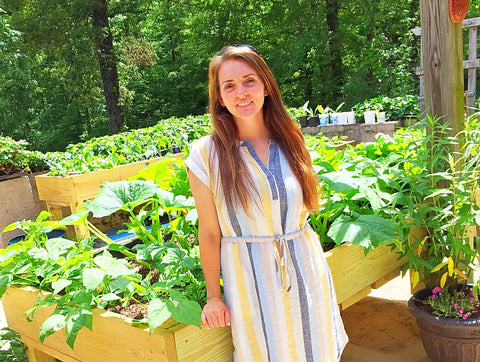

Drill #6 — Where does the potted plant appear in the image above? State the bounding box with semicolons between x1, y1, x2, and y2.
317;105;333;126
396;115;480;361
298;101;320;127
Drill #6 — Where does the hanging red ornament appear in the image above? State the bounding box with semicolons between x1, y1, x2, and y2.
449;0;470;23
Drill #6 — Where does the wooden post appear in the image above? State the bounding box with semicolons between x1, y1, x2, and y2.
420;0;465;135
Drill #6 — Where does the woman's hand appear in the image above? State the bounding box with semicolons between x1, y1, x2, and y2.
201;297;231;329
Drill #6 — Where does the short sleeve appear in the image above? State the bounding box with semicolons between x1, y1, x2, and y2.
184;136;212;189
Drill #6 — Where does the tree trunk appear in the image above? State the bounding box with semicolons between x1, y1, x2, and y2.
325;0;343;103
91;0;124;134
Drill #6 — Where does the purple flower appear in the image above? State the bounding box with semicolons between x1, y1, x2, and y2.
463;314;468;320
430;294;438;299
452;302;459;308
470;297;474;302
459;298;464;302
458;308;464;314
432;287;442;294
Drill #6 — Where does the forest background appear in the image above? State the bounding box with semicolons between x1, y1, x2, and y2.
0;1;479;153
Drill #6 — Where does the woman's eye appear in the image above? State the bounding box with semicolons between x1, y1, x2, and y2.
246;78;255;84
224;84;234;90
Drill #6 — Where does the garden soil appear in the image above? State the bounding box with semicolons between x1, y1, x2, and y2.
340;272;430;361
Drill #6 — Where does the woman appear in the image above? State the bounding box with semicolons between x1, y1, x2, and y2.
185;45;348;361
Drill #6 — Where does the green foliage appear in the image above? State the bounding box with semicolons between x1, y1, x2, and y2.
395;116;480;295
45;115;210;176
306;129;423;252
0;157;204;347
0;136;47;175
0;328;27;362
0;1;420;149
352;95;419;121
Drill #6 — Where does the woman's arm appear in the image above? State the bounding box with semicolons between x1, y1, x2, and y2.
188;169;231;328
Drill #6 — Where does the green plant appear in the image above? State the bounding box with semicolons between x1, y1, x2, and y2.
352;95;419;121
306;133;406;252
0;136;48;175
0;328;27;362
44;115;211;176
396;115;480;318
299;101;318;117
0;156;204;348
425;287;479;319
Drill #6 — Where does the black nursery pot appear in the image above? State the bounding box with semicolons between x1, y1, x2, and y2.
299;116;308;128
407;288;480;362
307;116;319;127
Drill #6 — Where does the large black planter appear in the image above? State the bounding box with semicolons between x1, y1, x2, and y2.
407;288;480;362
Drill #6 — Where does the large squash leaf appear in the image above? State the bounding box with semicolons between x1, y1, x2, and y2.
87;180;159;217
327;214;397;252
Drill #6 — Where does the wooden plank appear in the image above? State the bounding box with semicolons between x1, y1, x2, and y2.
3;286;181;362
462;17;480;28
35;157;165;205
371;267;402;289
467;26;478;113
45;204;64;221
338;286;371;311
23;335;78;362
325;243;406;306
411;16;480;34
174;324;233;362
416;59;479;75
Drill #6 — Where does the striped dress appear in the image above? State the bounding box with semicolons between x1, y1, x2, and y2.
185;136;348;361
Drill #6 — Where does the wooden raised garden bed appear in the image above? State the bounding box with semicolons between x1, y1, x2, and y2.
326;225;424;310
2;239;414;362
2;286;233;362
35;156;179;240
326;243;404;310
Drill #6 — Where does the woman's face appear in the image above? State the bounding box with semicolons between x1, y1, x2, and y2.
218;59;267;124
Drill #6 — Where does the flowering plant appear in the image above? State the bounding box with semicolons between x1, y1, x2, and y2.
396;115;480;318
425;287;480;319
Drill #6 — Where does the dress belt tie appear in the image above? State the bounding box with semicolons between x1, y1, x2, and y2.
222;224;310;292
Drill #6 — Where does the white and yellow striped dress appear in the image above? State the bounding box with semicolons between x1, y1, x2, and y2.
185;136;348;361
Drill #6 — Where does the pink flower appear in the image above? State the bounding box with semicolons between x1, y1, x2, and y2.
470;297;475;302
463;314;468;320
432;287;442;293
458;308;464;314
430;294;438;299
452;302;459;308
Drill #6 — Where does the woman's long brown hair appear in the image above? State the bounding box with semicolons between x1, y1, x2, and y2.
208;45;319;213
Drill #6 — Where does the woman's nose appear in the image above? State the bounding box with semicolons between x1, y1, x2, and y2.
237;85;247;97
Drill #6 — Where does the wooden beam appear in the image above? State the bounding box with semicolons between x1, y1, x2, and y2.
420;0;465;135
412;16;480;34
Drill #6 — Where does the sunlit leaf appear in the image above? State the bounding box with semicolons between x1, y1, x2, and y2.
87;181;159;217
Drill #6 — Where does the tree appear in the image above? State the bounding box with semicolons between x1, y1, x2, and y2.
3;0;124;134
92;0;124;133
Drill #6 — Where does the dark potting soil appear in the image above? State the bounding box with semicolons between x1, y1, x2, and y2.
104;260;160;320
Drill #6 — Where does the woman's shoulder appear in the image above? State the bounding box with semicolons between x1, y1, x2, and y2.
187;135;217;165
189;134;214;151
